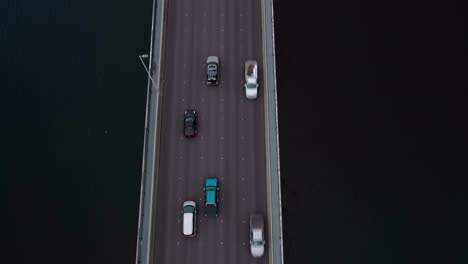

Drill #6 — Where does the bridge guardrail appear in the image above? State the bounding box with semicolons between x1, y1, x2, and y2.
135;0;166;262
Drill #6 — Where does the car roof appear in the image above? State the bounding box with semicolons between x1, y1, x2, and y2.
206;189;216;203
252;230;263;240
183;213;194;235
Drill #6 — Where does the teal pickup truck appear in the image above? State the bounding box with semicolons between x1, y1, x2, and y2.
204;178;219;216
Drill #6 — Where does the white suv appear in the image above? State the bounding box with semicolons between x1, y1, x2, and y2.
182;201;197;237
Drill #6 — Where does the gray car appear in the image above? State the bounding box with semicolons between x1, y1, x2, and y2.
207;56;219;85
250;214;265;257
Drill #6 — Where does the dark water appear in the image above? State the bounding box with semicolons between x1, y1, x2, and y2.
273;1;467;263
5;0;152;263
4;0;467;263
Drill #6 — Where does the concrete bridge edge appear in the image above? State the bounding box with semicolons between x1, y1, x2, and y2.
135;0;166;262
261;0;284;263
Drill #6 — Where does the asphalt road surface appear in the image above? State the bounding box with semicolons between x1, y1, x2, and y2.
151;0;267;263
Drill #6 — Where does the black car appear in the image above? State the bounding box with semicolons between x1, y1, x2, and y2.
184;109;197;137
207;56;219;85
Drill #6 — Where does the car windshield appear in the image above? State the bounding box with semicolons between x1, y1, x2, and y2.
183;206;195;213
246;83;257;89
206;191;216;203
251;240;264;246
185;118;193;125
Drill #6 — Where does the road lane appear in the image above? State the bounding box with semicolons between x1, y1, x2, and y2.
152;0;267;263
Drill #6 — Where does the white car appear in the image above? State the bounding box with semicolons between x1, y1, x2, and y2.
245;60;258;99
182;201;197;237
250;214;265;257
